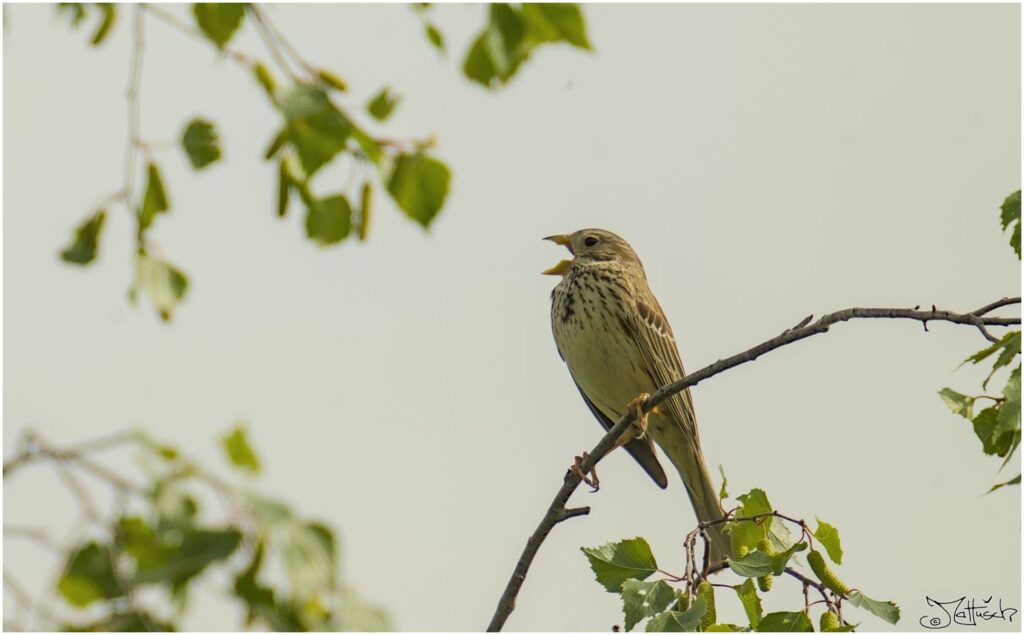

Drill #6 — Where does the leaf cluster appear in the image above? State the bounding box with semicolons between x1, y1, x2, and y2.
939;331;1021;492
462;3;591;88
582;488;899;632
55;3;591;322
935;191;1021;491
32;425;391;631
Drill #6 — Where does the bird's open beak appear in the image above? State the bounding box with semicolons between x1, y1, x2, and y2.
542;235;574;275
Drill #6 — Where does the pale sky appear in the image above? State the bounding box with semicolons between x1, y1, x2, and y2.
3;3;1021;632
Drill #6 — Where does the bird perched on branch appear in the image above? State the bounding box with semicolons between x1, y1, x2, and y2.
543;228;731;563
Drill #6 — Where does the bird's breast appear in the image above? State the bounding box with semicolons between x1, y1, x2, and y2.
551;269;655;419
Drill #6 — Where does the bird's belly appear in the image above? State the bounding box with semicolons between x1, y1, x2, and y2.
557;318;655;420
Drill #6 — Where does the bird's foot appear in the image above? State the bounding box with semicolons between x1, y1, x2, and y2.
627;392;652;439
572;452;600;492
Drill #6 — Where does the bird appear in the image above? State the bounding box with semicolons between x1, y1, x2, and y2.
543;228;731;563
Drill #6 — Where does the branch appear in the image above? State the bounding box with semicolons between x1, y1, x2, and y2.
144;4;256;69
971;296;1021;316
485;299;1019;631
124;4;144;241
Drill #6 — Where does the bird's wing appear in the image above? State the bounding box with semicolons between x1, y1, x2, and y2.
572;380;669;489
626;296;699;441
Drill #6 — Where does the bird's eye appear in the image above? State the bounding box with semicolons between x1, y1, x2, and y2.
583;235;599;247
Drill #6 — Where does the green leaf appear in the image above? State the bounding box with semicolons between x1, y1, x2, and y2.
1000;190;1021;258
221;424;261;474
367;87;400;122
734;579;762;629
280;521;337;597
728;542;806;577
152;481;199;525
181;118;222;170
90;3;116;45
233;541;299;630
999;190;1020;230
972;406;1014;456
847;590;900;625
462;4;529;88
645;597;706;632
581;537;658;592
317;69;348;92
463;33;499;88
164;527;242;589
822;624;857;633
119;516;175;572
756;611;813;632
983;332;1022;390
350;125;383;164
57;542;123;607
60;209;106;265
138;162;170;232
193;3;245;50
621;579;677;631
254;63;276;97
133;253;188;322
995;366;1021;438
462;3;590;88
718;465;728;500
305;194;353;246
247;493;294;527
264;128;288;161
963;331;1020;388
938;388;974;420
277;84;351;177
519;3;591;49
387;152;451;228
727;489;793;556
988;473;1021;493
237;568;308;630
813;518;843;565
425;22;445;53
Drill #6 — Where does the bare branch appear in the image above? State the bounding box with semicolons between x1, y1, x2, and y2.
486;299;1020;631
972;296;1021;316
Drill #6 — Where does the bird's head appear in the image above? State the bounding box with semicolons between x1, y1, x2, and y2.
542;228;643;276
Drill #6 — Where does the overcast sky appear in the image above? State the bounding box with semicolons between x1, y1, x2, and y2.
4;3;1021;632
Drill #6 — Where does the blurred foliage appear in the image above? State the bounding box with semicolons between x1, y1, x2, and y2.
52;3;591;322
3;427;389;631
582;487;899;632
938;190;1021;492
460;3;591;88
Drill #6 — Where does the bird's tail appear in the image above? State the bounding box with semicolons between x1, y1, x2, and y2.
660;433;732;565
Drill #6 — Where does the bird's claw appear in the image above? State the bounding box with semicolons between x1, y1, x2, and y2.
572;452;600;492
627;392;652;439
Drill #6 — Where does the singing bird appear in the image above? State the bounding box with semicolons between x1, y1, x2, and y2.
544;228;731;562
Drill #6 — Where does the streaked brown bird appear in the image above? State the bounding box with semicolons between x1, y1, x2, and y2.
544;228;731;562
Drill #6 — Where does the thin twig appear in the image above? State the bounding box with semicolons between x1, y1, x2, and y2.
783;566;836;612
124;4;144;232
248;5;315;78
247;5;301;81
972;296;1021;316
144;4;255;68
485;299;1020;631
4;526;64;554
